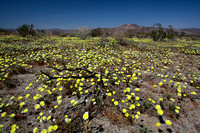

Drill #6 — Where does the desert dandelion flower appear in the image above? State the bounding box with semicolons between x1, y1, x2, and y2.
157;109;163;115
156;122;161;127
53;125;58;130
165;120;172;125
34;104;40;110
40;101;45;106
83;111;89;120
114;101;118;105
41;129;48;133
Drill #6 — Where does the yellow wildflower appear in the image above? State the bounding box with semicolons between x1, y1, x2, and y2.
48;126;53;132
40;101;45;106
155;105;161;110
53;125;58;130
125;113;129;117
10;113;15;117
1;112;6;117
135;97;139;100
34;104;40;110
114;101;118;105
157;109;163;115
41;129;48;133
122;109;127;113
165;120;172;125
83;112;89;120
156;122;161;127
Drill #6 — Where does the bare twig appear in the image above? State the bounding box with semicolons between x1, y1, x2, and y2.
40;70;96;81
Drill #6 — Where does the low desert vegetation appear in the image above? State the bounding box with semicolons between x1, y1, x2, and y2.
0;25;199;133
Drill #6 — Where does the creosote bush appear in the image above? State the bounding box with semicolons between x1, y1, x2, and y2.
17;24;36;37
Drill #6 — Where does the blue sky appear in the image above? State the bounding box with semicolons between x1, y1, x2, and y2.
0;0;200;29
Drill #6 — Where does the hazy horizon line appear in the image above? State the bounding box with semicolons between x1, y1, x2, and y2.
1;23;200;30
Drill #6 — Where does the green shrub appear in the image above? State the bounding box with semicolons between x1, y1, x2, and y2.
89;28;103;37
17;24;36;37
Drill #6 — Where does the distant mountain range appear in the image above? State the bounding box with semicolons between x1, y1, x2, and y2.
2;24;200;35
103;24;200;35
48;24;200;35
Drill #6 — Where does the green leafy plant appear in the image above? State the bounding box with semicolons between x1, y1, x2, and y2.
140;125;152;133
89;28;103;37
168;103;176;113
17;24;36;37
149;23;166;41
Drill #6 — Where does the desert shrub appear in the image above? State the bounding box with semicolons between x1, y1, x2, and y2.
101;30;111;38
111;31;130;46
125;29;135;38
0;28;12;35
166;25;179;40
149;23;166;41
179;32;185;38
76;27;91;40
96;38;117;48
128;39;139;47
89;28;103;37
116;38;130;46
112;30;126;39
17;24;36;37
149;23;185;41
136;31;148;39
96;38;109;47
